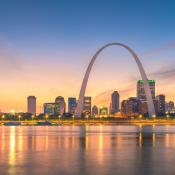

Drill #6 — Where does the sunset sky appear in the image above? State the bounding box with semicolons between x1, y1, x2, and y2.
0;0;175;112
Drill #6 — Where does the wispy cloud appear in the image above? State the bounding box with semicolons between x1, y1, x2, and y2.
142;41;175;57
0;40;23;74
93;86;135;107
150;67;175;80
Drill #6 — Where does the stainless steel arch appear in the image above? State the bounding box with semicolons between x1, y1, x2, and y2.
75;43;156;118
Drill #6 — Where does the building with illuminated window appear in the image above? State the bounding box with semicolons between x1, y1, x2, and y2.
92;105;98;116
166;101;175;113
137;80;155;101
43;96;66;115
121;97;140;116
55;96;66;115
99;107;108;115
83;96;91;115
68;97;77;114
155;94;165;116
44;103;56;115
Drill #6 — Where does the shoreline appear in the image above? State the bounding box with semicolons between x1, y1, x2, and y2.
1;119;175;126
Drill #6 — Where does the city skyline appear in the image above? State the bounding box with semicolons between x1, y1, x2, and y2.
1;1;175;175
0;1;175;112
24;79;171;117
0;76;170;113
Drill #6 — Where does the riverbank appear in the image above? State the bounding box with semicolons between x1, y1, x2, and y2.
1;119;175;126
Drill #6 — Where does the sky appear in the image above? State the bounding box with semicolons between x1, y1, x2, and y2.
0;0;175;112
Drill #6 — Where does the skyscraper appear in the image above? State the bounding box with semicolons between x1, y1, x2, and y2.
92;105;98;116
68;97;77;114
137;80;155;101
121;97;140;116
111;91;120;114
44;103;56;115
27;96;36;115
155;94;166;116
55;96;66;115
166;101;175;113
83;96;91;115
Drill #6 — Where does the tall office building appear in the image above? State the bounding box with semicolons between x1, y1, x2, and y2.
27;96;36;115
139;101;148;115
166;101;175;113
44;103;56;115
68;97;77;114
111;91;120;114
121;97;140;116
92;105;98;116
121;100;128;115
155;94;166;115
137;80;155;101
83;96;91;115
55;96;66;115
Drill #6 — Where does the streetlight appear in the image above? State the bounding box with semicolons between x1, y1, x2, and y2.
86;114;89;120
139;114;143;120
32;115;35;122
166;114;170;119
152;114;156;119
72;115;75;121
18;115;21;122
45;114;49;121
1;115;5;121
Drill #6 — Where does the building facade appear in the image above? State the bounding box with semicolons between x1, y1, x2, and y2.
99;107;108;115
83;96;91;115
92;105;98;116
44;103;56;115
68;97;77;114
27;96;36;115
155;94;166;116
137;80;155;101
55;96;66;115
111;91;120;114
166;101;175;113
43;96;66;116
121;97;140;116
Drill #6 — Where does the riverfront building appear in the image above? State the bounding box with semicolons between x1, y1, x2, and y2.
27;96;36;115
68;97;77;114
83;96;91;115
111;91;120;114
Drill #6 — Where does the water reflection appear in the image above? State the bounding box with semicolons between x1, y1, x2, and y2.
1;125;175;175
137;125;156;147
9;127;16;166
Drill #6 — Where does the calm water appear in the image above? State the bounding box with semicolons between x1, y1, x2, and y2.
1;125;175;175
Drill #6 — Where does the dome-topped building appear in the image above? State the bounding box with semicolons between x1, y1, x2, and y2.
55;96;66;115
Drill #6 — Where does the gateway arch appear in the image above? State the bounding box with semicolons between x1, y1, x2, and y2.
75;43;156;118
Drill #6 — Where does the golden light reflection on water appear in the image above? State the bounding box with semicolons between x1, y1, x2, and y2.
164;125;175;147
18;127;24;151
9;127;16;166
139;132;142;147
99;125;104;150
1;126;5;152
1;125;175;175
152;125;156;147
138;125;156;147
96;125;105;164
85;125;89;150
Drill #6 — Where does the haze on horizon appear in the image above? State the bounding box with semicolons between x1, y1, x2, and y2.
0;0;175;113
